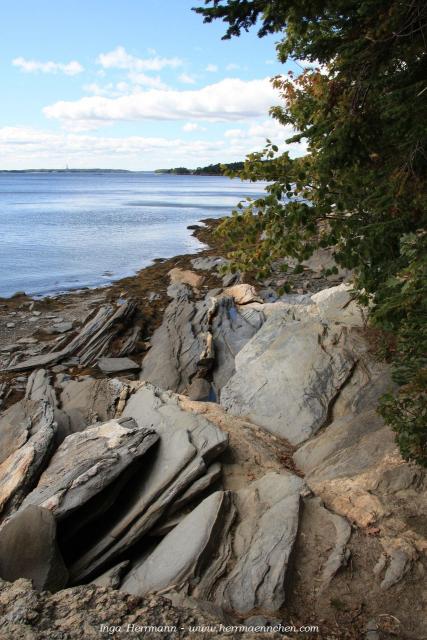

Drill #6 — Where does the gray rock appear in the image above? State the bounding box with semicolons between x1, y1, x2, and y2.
187;377;212;401
91;560;130;589
380;549;412;590
293;410;386;477
21;417;159;520
294;410;394;481
70;384;228;582
169;462;222;514
222;272;240;287
191;256;227;271
141;289;264;396
166;282;191;299
59;376;126;438
6;323;15;329
0;371;57;519
51;321;74;334
0;505;68;591
121;491;234;596
213;472;305;615
97;357;140;374
221;316;355;445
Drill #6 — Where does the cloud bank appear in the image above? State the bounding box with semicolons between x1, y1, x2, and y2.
43;78;279;128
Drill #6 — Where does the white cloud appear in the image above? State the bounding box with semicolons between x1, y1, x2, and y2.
12;57;83;76
97;46;182;71
127;72;168;90
0;120;305;170
178;73;196;84
43;78;279;129
206;64;218;72
182;122;205;132
226;63;240;71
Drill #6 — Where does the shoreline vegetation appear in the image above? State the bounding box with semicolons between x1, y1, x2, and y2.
0;162;244;176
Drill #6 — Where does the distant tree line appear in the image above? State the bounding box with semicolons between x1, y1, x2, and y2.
155;162;245;175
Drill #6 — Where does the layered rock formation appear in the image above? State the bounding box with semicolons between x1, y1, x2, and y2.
0;262;425;640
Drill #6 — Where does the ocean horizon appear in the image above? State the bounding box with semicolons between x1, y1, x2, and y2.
0;170;267;299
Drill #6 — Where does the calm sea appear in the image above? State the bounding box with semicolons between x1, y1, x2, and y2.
0;171;267;298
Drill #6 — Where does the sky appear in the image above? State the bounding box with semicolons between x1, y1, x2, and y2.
0;0;306;170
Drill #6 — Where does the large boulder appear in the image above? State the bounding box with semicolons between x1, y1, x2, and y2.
121;491;234;596
120;471;305;617
140;289;264;397
211;472;305;615
0;505;68;592
58;376;128;438
21;417;158;520
0;370;57;520
70;383;228;582
221;316;355;445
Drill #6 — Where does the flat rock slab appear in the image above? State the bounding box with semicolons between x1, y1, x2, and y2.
21;417;158;520
221;316;355;445
121;491;234;596
0;505;68;591
51;321;74;334
97;357;140;374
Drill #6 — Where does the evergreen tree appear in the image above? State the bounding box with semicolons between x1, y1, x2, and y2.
194;0;427;464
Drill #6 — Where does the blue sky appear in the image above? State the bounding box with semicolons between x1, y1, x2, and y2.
0;0;305;169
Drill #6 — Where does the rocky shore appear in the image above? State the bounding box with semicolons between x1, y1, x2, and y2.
0;220;426;640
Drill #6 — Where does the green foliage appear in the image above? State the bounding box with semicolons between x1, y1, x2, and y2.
194;0;427;465
155;162;244;175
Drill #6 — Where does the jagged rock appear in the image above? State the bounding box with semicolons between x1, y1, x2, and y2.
2;300;136;373
211;297;264;394
211;472;305;615
0;505;68;591
91;560;130;589
178;396;297;492
70;383;228;582
191;256;227;271
21;417;159;520
170;462;222;514
121;491;234;596
141;287;207;391
121;471;305;617
0;371;57;519
221;316;355;445
222;272;240;287
97;357;139;374
58;376;126;437
141;289;264;395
